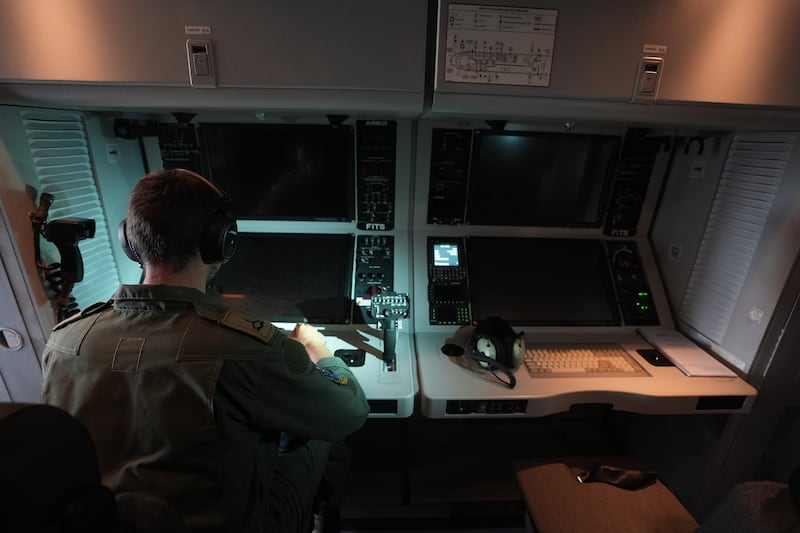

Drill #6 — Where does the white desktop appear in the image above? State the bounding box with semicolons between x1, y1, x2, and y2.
319;325;417;418
415;329;757;418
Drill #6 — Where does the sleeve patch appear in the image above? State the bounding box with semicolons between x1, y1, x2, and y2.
319;367;349;385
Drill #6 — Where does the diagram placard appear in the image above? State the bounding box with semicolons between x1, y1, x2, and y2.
443;4;558;87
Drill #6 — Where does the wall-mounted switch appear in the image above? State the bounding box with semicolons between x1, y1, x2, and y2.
186;39;217;88
632;56;663;103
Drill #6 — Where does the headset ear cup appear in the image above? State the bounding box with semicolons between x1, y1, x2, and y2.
466;347;517;389
199;211;238;264
118;219;141;264
474;316;522;368
465;316;523;388
465;331;517;388
511;333;525;369
473;336;496;368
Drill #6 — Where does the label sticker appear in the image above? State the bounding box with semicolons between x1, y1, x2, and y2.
643;44;667;54
185;25;212;35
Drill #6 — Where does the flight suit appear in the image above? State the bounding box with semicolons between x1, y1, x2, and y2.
40;284;370;532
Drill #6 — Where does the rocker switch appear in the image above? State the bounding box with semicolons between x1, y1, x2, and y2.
640;63;660;94
632;56;664;102
186;39;216;87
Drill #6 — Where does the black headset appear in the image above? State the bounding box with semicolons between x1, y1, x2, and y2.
465;316;525;389
118;168;238;265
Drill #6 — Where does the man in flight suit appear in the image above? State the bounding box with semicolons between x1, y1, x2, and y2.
40;168;370;532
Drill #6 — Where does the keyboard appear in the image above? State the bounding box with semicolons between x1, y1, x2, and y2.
524;343;646;377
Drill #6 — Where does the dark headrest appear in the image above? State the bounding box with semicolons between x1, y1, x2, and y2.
0;403;116;532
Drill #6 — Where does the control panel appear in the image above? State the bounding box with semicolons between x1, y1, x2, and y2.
603;129;662;237
427;237;471;325
606;240;659;325
157;123;204;172
427;129;471;224
445;399;528;415
354;234;395;323
356;120;397;231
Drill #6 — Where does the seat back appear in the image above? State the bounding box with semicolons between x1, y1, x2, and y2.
0;403;117;533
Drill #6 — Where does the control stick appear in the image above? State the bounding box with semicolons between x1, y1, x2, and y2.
370;292;410;367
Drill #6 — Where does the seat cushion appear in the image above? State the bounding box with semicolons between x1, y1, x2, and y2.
516;461;699;533
696;480;800;533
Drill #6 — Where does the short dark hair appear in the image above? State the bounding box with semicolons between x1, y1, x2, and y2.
126;169;222;273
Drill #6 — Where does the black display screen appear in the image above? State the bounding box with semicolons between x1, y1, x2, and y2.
467;237;620;326
467;130;621;227
199;123;355;221
209;233;355;324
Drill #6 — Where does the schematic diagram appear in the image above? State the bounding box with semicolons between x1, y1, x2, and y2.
443;4;558;87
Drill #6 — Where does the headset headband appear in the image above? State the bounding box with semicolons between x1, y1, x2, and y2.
172;168;231;204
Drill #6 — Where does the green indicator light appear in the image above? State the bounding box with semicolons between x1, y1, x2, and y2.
637;291;649;297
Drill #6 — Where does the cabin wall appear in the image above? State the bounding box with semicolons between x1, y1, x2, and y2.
652;132;800;375
0;108;51;401
650;135;733;314
83;115;148;284
0;106;54;331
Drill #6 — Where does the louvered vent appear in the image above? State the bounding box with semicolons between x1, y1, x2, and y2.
680;133;796;344
22;111;120;310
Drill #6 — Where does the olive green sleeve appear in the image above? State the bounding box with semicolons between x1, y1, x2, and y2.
247;336;370;442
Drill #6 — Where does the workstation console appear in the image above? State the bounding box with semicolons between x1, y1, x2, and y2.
413;122;757;418
157;118;417;417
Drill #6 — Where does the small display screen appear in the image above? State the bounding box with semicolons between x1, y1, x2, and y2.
433;243;460;267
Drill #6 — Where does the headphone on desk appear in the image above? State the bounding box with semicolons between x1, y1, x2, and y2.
465;316;525;389
119;168;238;264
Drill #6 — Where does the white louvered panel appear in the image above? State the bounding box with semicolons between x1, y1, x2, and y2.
22;111;120;311
679;134;794;344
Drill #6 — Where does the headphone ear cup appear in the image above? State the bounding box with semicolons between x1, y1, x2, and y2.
199;211;238;264
466;333;517;389
118;219;141;263
473;316;525;368
473;336;497;368
511;334;525;369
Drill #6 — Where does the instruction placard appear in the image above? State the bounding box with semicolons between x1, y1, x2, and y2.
443;4;558;87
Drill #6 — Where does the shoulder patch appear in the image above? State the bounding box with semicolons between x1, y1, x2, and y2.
193;302;278;344
52;300;112;331
319;367;349;385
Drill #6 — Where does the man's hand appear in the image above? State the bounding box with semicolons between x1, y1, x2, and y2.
289;323;333;364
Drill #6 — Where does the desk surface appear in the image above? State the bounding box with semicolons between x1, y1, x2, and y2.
415;331;758;418
320;326;417;418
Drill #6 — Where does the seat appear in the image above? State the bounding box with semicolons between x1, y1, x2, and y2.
515;456;699;533
516;456;800;533
0;403;117;533
695;467;800;533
